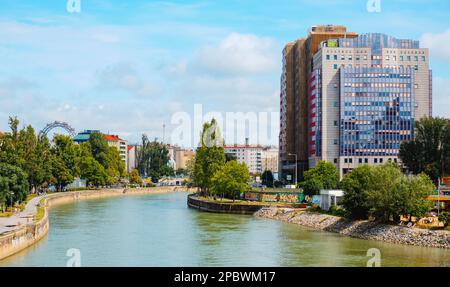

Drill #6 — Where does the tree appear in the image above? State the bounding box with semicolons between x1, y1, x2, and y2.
50;156;74;192
137;135;173;182
366;164;433;222
191;119;226;194
340;165;376;219
0;163;29;210
439;212;450;227
50;134;78;192
89;131;111;169
211;160;250;200
300;161;339;196
129;169;142;185
79;156;107;187
261;170;274;188
400;117;450;183
0;118;53;193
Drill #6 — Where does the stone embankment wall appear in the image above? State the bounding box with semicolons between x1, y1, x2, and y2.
255;207;450;249
0;186;189;260
187;194;263;214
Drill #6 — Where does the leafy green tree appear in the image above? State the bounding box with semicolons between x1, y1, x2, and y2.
137;135;173;182
211;160;250;200
300;161;339;196
340;165;376;219
261;170;274;188
439;212;450;227
191;119;226;194
53;135;78;174
0;163;29;210
50;156;74;192
129;169;143;185
0;117;53;193
89;131;111;169
400;117;450;182
79;156;107;187
367;164;433;222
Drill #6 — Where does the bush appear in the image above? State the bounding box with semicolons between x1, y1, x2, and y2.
439;212;450;227
329;205;347;217
145;182;156;188
300;161;339;196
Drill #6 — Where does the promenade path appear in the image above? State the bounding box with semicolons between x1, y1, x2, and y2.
0;195;43;235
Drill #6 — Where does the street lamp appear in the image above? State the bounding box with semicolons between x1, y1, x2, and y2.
288;153;298;186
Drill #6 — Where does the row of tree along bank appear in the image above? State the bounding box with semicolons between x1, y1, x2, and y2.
0;117;122;212
0;117;176;213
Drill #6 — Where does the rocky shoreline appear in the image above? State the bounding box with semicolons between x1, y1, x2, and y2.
255;207;450;249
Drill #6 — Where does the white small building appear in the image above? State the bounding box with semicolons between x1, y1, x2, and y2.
319;189;344;211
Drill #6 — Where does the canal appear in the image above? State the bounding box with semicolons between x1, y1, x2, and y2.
1;192;450;267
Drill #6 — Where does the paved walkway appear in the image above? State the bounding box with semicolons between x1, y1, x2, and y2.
0;195;43;235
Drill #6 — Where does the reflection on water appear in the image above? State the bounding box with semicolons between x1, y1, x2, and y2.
1;192;450;267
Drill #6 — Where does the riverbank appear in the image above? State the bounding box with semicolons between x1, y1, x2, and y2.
0;186;190;260
255;207;450;249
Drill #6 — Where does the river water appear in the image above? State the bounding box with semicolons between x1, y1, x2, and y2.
1;192;449;267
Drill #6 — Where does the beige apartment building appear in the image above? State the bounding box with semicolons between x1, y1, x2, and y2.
279;25;358;183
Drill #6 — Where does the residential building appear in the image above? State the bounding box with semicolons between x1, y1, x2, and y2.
127;144;139;173
168;145;196;171
309;33;432;177
225;144;263;175
279;25;358;183
104;134;128;172
261;147;279;173
225;139;278;175
73;130;99;143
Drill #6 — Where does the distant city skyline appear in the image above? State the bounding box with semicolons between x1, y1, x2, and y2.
0;0;449;147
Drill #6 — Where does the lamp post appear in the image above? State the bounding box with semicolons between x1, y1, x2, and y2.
288;153;298;186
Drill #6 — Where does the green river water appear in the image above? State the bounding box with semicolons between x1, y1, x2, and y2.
1;192;449;267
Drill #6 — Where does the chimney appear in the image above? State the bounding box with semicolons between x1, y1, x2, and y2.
245;138;249;147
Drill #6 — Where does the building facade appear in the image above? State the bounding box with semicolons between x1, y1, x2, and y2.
279;25;358;183
225;144;263;175
225;143;279;175
308;33;432;177
127;144;139;173
168;145;196;171
261;147;279;173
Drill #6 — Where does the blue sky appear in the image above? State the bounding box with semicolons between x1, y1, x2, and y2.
0;0;449;146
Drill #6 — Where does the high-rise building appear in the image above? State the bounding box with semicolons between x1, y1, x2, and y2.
309;33;432;177
279;25;358;182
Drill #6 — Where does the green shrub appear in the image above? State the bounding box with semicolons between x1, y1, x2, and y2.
439;212;450;227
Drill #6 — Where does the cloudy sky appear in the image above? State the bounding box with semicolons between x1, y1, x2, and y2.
0;0;449;147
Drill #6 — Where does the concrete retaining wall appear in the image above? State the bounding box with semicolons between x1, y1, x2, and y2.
187;194;263;215
0;186;189;261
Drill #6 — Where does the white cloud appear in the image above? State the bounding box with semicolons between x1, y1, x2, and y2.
195;33;279;75
433;77;450;117
96;62;162;98
421;29;450;61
